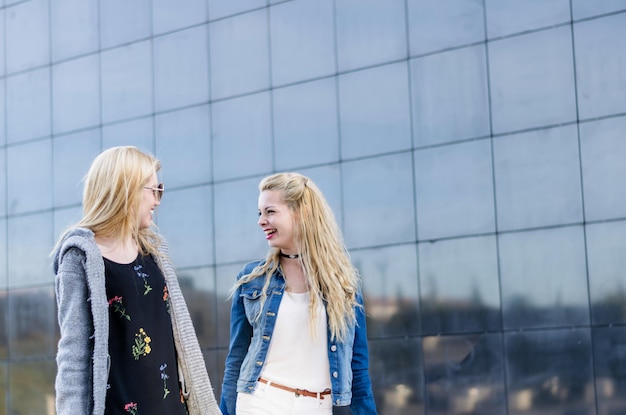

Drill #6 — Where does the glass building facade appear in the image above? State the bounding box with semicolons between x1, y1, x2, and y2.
1;1;626;414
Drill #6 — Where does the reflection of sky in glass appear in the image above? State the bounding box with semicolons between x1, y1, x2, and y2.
485;0;569;38
102;118;154;153
8;139;52;215
7;68;51;144
209;0;266;20
100;0;151;49
152;0;206;35
8;213;54;288
6;0;49;73
51;0;98;61
572;0;626;19
0;149;6;217
53;207;83;241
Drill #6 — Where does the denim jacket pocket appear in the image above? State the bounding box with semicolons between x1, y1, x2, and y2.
240;288;263;322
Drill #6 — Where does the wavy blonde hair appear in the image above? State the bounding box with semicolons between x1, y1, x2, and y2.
236;172;360;342
55;146;162;256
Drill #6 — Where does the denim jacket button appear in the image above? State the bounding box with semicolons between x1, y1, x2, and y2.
332;371;338;378
330;345;337;352
262;335;270;341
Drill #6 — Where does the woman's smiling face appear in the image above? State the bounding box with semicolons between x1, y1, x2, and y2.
257;190;297;254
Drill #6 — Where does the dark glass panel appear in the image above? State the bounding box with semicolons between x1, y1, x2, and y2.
178;267;217;348
9;359;56;415
8;286;56;358
592;326;626;415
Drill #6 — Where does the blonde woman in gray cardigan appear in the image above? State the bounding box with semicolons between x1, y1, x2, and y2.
53;146;221;415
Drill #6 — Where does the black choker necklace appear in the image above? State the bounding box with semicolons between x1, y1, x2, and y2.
280;252;300;259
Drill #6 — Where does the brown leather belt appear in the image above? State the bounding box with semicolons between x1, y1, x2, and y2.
258;377;331;399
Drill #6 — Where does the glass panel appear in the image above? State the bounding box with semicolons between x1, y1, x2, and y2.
216;263;244;347
493;125;583;231
0;12;5;78
0;149;5;217
297;165;342;229
177;266;217;348
414;139;495;241
51;0;98;61
574;13;626;119
338;62;411;159
5;0;49;73
7;139;52;215
410;45;490;147
209;0;266;20
592;326;626;415
269;0;335;86
211;92;272;181
152;0;207;35
52;55;100;134
485;0;570;38
214;177;266;264
572;0;626;19
102;118;154;153
0;219;5;288
7;212;54;288
505;329;594;414
273;78;339;170
209;9;269;100
100;0;151;49
157;185;214;268
101;41;153;124
53;206;83;241
342;153;416;249
419;235;501;334
155;105;212;187
586;221;626;324
499;226;589;329
0;81;5;145
369;338;423;415
0;290;6;358
154;26;209;112
6;68;51;144
424;333;505;414
53;129;101;207
408;0;484;56
0;363;5;415
489;26;576;134
9;360;56;415
580;116;626;221
8;286;56;358
351;244;419;337
335;0;406;71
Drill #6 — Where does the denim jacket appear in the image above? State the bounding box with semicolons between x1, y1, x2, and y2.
220;261;378;415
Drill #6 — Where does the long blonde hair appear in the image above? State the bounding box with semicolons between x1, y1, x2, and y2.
236;172;360;342
56;146;162;256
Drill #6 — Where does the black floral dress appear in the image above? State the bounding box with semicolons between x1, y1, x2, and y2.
104;254;188;415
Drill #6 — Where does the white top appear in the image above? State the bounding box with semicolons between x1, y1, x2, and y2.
260;291;331;392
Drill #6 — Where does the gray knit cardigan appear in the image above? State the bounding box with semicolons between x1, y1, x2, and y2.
53;227;221;415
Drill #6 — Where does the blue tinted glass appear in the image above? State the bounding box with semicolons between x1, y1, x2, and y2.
0;81;5;145
0;14;5;77
216;263;246;347
212;92;272;181
493;125;583;231
5;0;49;73
9;360;56;413
369;338;423;415
6;69;51;144
51;0;98;61
100;0;151;49
411;45;490;147
8;212;54;288
7;140;52;215
273;78;339;170
0;297;6;358
586;221;626;324
152;0;207;34
154;26;209;112
592;326;626;415
102;118;154;153
335;0;406;71
270;0;335;86
177;266;217;348
424;333;505;414
0;150;5;217
209;10;269;100
209;0;266;21
485;0;570;38
414;140;495;241
419;236;501;334
572;0;626;19
342;153;416;249
505;329;594;412
408;0;484;56
53;130;100;207
574;13;626;119
54;206;83;241
157;185;214;268
52;56;100;134
8;287;56;358
298;165;342;229
155;105;212;187
489;26;576;134
351;244;419;337
101;41;153;124
499;226;589;329
580;116;626;221
339;62;412;159
0;219;6;287
214;177;267;264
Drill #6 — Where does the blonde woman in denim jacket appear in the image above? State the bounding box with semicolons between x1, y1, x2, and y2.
220;172;378;415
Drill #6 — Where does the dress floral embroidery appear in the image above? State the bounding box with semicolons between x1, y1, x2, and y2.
104;254;188;415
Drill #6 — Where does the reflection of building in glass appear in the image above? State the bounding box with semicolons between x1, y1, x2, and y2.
1;2;626;414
